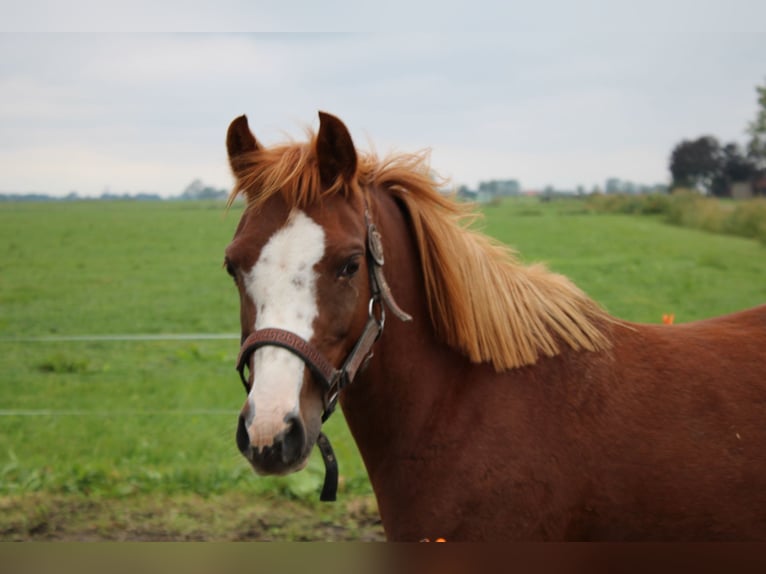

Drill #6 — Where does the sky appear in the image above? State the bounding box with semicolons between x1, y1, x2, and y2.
1;2;765;197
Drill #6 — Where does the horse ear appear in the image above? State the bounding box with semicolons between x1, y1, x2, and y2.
226;115;260;174
316;111;357;188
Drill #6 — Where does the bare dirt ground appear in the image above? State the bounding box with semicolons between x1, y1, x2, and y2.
0;492;385;541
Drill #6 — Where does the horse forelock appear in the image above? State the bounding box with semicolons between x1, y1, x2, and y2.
229;131;613;372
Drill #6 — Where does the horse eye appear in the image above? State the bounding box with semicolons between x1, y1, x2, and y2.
338;257;361;279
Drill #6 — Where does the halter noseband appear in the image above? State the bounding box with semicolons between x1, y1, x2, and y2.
234;206;411;501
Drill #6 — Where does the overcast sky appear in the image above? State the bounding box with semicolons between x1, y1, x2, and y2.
1;2;765;197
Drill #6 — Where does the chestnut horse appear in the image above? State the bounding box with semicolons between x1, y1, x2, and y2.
223;111;766;541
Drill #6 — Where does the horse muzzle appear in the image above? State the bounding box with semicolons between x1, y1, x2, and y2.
236;411;309;475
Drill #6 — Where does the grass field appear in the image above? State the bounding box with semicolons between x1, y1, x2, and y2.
1;197;765;540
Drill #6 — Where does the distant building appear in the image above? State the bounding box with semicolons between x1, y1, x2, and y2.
458;179;522;203
605;178;622;194
755;173;766;196
731;174;766;199
457;176;668;203
478;179;521;197
455;185;475;201
605;177;668;195
731;181;752;200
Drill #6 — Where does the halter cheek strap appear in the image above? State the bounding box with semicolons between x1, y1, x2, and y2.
235;206;411;501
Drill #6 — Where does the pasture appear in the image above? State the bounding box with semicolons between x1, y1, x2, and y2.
1;197;765;540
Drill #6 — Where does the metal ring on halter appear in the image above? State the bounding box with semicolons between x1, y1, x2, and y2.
369;297;386;331
321;372;344;423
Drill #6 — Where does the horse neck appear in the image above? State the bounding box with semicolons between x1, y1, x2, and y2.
339;190;470;480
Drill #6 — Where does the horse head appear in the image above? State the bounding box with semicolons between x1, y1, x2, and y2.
224;112;409;479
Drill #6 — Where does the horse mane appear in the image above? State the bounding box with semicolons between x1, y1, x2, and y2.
229;132;613;371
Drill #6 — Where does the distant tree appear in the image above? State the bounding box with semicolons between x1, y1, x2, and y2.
721;143;755;180
181;178;206;199
669;136;723;194
180;179;227;200
746;80;766;171
714;142;757;196
605;177;622;194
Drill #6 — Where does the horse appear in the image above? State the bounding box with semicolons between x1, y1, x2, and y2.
223;111;766;541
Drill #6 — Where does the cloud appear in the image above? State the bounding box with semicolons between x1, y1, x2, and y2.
0;28;765;196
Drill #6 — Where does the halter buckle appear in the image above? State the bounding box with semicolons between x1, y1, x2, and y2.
321;371;347;422
367;224;385;266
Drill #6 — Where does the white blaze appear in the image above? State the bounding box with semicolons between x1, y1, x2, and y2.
243;210;325;448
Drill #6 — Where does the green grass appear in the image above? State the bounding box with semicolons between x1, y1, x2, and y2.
0;201;239;336
1;197;765;539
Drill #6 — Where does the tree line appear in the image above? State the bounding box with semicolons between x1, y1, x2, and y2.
0;179;229;202
669;81;766;197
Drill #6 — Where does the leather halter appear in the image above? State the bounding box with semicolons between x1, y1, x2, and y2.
235;207;411;501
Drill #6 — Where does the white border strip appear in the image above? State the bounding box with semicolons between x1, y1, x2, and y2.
0;333;240;343
0;409;235;417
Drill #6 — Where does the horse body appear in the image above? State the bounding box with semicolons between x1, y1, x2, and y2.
223;111;766;540
352;310;766;540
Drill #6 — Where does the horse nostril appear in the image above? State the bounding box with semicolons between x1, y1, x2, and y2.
280;414;306;465
236;412;307;469
236;414;250;454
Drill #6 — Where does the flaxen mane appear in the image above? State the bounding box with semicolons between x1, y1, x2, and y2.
229;133;612;371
